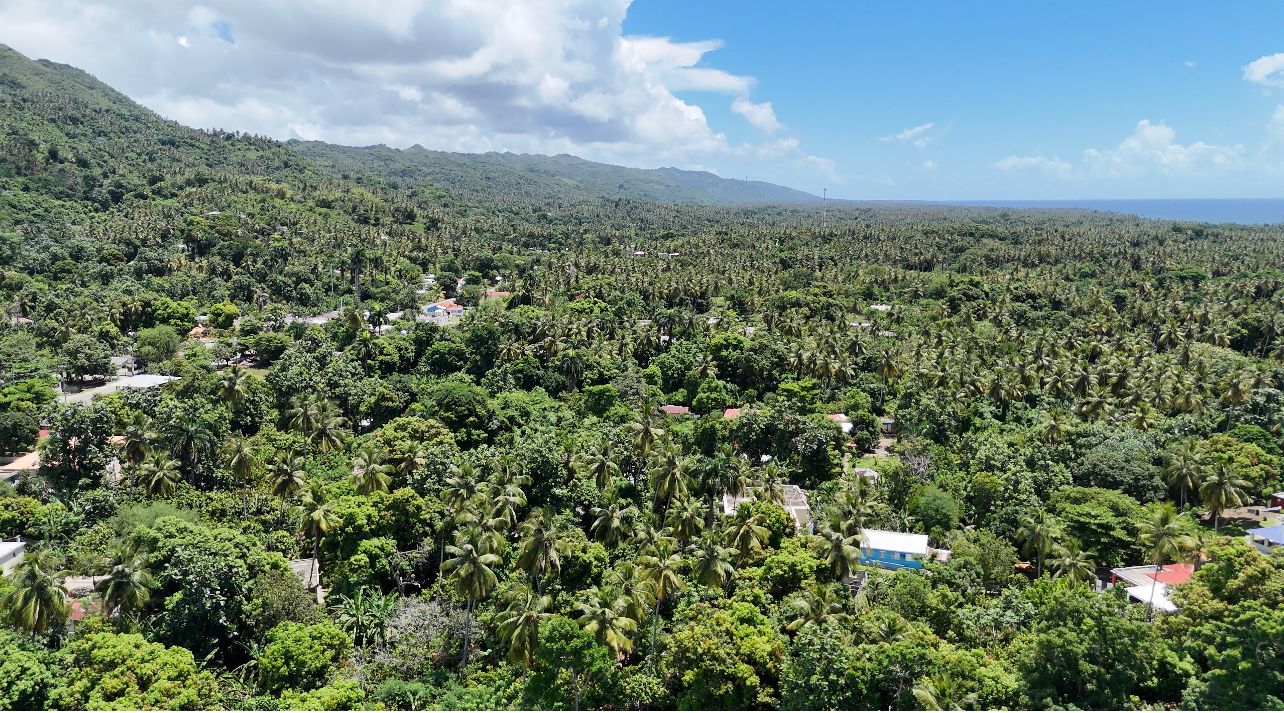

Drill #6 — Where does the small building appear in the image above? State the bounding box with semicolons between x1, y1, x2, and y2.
1110;563;1193;613
827;413;853;434
423;299;466;326
858;529;948;570
851;466;879;483
0;450;40;484
0;540;25;576
723;484;812;533
660;405;690;416
1247;525;1284;553
880;417;896;436
869;304;892;312
1269;492;1284;509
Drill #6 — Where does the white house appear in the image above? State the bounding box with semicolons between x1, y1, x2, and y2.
0;540;25;576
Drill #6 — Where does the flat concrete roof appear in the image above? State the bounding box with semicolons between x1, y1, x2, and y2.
62;374;179;404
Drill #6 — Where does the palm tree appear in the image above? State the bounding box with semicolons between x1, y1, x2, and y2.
217;367;252;408
575;438;620;490
1183;527;1218;572
515;508;568;592
350;444;392;495
1138;503;1192;618
628;401;665;458
299;481;341;590
1016;511;1060;577
689;531;737;591
495;584;551;668
575;585;638;658
912;672;978;711
96;546;155;622
815;515;862;581
647;441;691;516
590;500;638;548
0;548;69;637
132;451;182;497
725;512;770;564
1164;440;1204;510
1049;539;1097;585
665;497;706;546
1198;462;1250;532
785;581;848;633
442;533;502;669
638;544;684;659
224;436;259;485
268;451;308;498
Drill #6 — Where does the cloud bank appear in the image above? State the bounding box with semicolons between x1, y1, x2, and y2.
0;0;832;180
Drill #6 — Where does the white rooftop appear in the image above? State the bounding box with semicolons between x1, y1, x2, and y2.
861;529;930;555
63;374;179;404
0;541;23;557
1125;584;1178;613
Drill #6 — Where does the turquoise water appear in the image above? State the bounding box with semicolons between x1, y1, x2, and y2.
942;199;1284;225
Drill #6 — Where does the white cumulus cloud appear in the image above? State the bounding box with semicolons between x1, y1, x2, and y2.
0;0;834;181
1083;119;1242;175
1244;52;1284;88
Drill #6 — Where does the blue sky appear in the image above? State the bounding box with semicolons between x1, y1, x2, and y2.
624;1;1284;199
2;1;1282;199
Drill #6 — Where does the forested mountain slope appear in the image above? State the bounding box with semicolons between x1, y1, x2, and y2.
290;141;820;208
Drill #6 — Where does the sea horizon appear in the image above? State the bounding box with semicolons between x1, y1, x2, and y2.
930;198;1284;225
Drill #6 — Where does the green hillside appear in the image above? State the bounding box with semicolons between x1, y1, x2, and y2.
290;141;820;207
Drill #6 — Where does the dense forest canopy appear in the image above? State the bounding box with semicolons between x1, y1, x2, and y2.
1;43;1283;711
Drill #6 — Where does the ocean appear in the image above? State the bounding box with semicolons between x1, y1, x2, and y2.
939;198;1284;225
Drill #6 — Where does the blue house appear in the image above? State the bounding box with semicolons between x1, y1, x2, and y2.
859;529;937;570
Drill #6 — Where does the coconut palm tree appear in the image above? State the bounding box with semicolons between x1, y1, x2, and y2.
515;508;569;592
0;548;69;637
1138;503;1192;618
912;672;978;711
725;511;770;564
350;443;393;495
1016;511;1060;577
575;584;638;658
590;500;638;549
1164;440;1205;511
815;514;862;581
217;367;252;408
785;581;848;633
1198;462;1250;532
495;584;551;668
628;401;665;458
133;451;182;497
96;546;155;622
575;438;621;490
637;544;684;659
224;436;259;485
665;497;706;546
689;531;737;591
1050;539;1097;585
268;451;308;498
442;533;502;669
299;481;341;590
647;440;691;516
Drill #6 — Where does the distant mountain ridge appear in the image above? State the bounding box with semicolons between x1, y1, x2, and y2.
289;141;821;207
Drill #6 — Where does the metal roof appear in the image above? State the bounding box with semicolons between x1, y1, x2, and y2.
1248;525;1284;545
861;529;930;555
